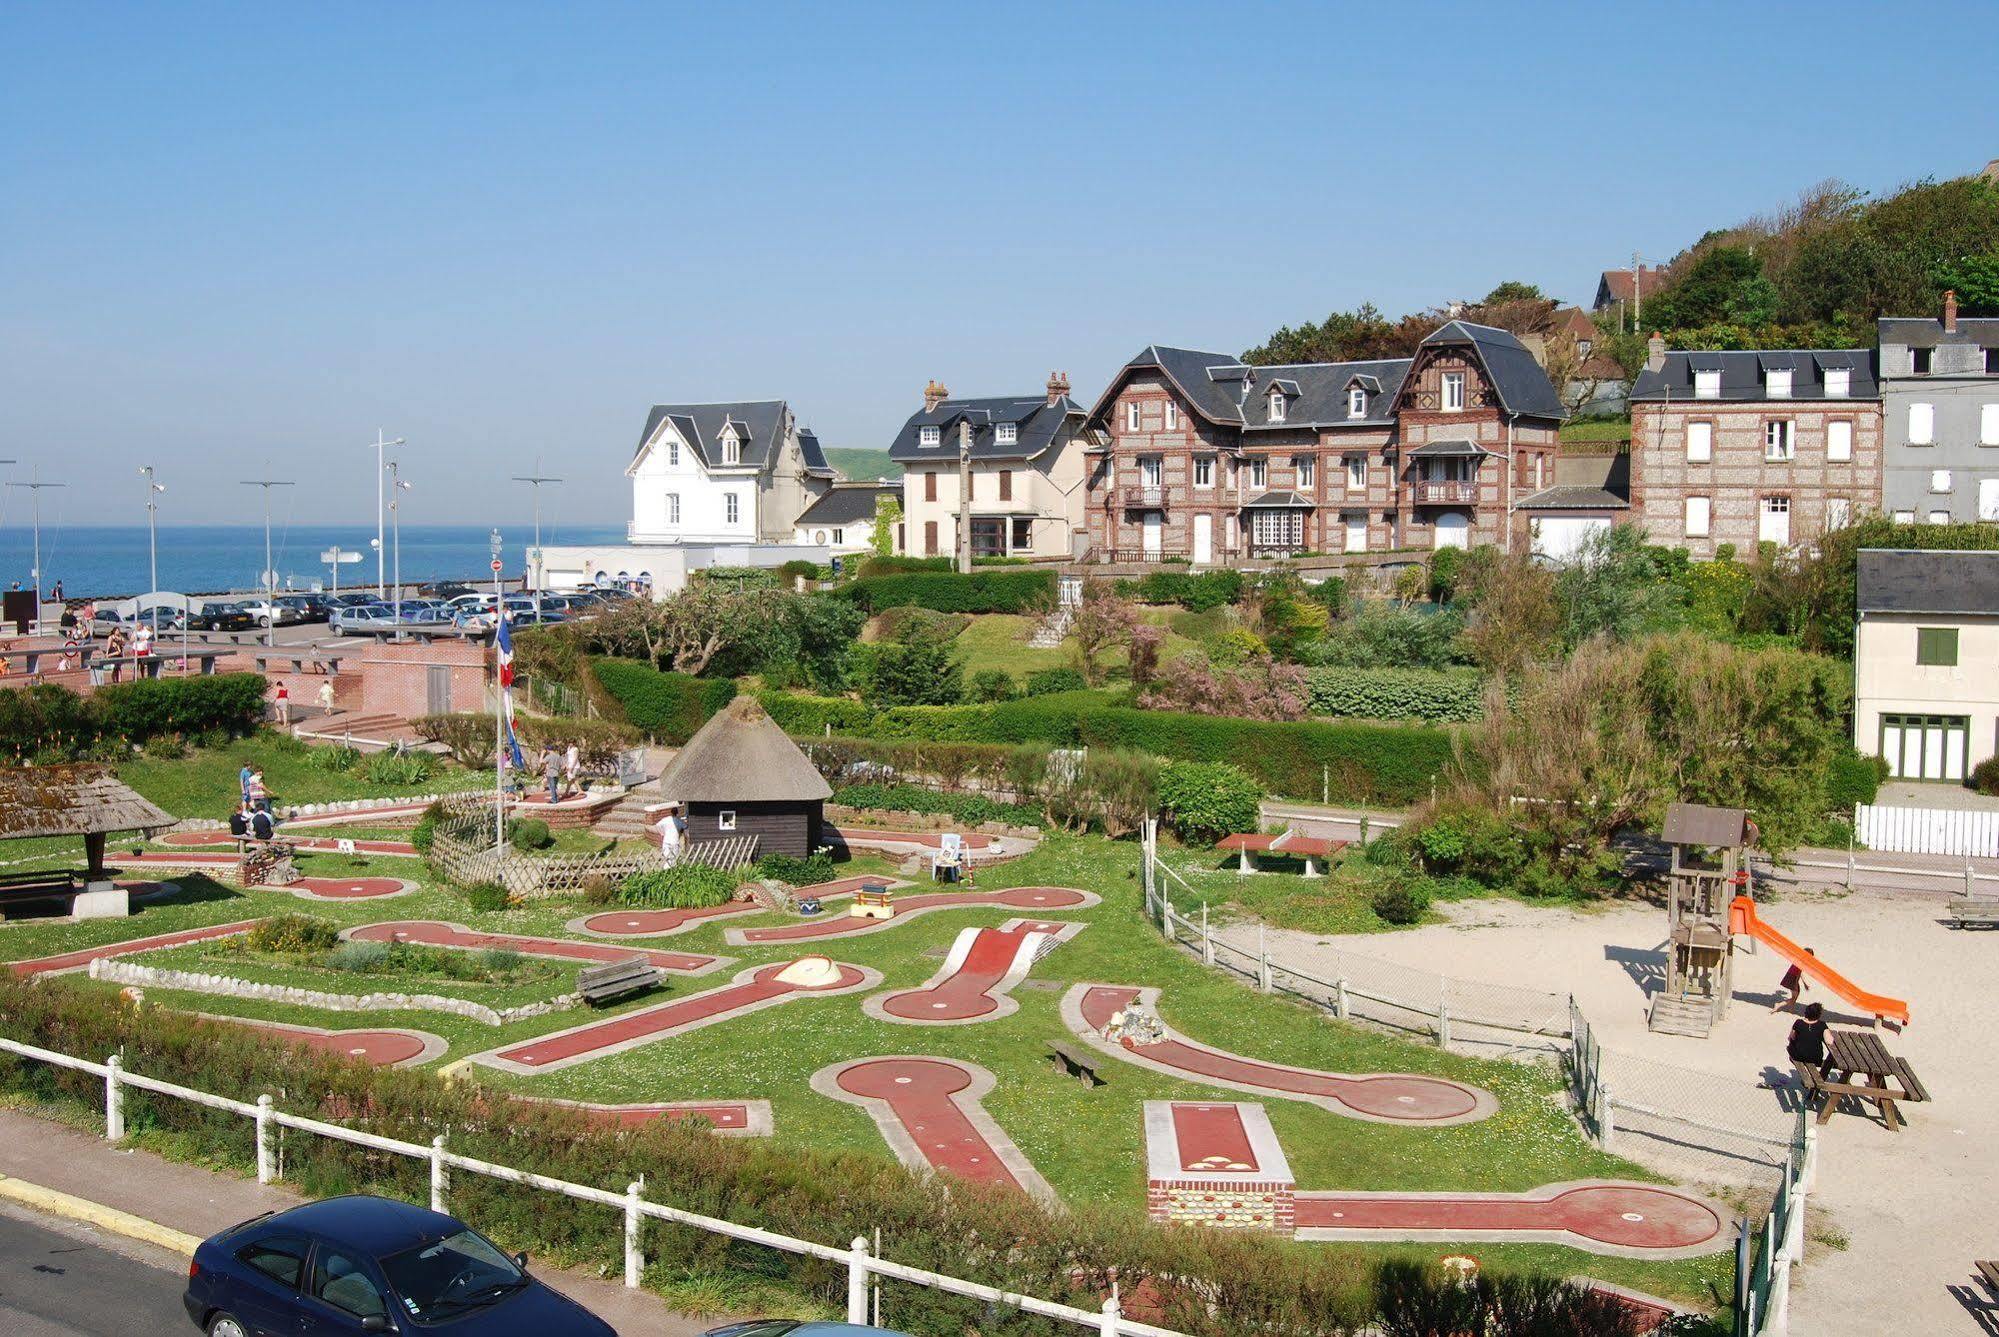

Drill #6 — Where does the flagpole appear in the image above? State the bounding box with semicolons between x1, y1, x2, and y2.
490;530;505;854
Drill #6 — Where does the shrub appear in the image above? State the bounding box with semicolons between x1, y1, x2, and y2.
508;817;553;852
754;852;836;886
1301;667;1486;723
874;606;969;645
777;559;820;585
324;940;392;972
862;638;964;707
1369;881;1429;926
248;914;340;954
514;715;642;769
94;673;267;744
1826;749;1887;810
1203;628;1269;668
1043;748;1159;840
363;750;432;787
591;660;735;744
579;874;615;905
146;733;189;759
618;864;737;909
840;568;1056;615
1024;667;1087;696
832;782;1042;827
757;691;877;736
1972;756;1999;798
410;713;497;768
464;883;511;913
967;669;1019;702
305;744;361;773
1295;604;1470;670
1077;708;1451;805
410;800;444;855
856;554;953;578
1156;761;1263;844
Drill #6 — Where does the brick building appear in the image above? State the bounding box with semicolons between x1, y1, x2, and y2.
1081;321;1565;561
1629;337;1881;556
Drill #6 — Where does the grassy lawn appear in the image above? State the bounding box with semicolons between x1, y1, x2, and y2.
1557;416;1631;443
0;834;1731;1309
133;939;573;1010
945;609;1208;689
118;733;485;822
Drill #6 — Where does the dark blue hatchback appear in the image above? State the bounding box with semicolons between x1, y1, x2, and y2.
183;1194;616;1337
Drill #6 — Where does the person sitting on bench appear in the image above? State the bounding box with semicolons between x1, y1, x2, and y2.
1787;1001;1828;1080
229;802;253;848
249;805;275;844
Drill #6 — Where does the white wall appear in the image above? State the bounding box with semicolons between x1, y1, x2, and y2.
1854;612;1999;777
629;423;759;543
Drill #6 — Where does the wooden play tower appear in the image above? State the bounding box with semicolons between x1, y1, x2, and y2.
1649;803;1756;1037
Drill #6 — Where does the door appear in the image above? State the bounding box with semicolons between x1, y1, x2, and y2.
923;521;938;556
231;1233;312;1337
1192;513;1213;564
426;664;452;715
1759;496;1790;545
1142;512;1163;555
1432;512;1470;550
299;1244;392;1336
1881;714;1970;781
1980;478;1999;522
1345;514;1368;553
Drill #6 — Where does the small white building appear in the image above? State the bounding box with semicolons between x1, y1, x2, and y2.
792;481;898;557
529;542;832;599
627;400;835;544
1854;549;1999;783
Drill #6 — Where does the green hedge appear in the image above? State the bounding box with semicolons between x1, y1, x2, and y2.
0;674;266;762
832;782;1043;827
1302;667;1486;723
758;690;877;736
1826;749;1886;810
840;568;1055;614
1076;708;1451;805
590;660;734;743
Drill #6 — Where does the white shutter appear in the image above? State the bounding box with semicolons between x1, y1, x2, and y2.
1982;403;1999;446
1686;421;1712;463
1981;479;1999;522
1684;496;1710;538
1826;420;1852;462
1910;402;1935;444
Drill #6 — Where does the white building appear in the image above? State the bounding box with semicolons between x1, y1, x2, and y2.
792;481;898;557
1854;549;1999;783
627;400;835;544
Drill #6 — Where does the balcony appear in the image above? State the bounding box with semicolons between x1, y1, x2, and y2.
1121;484;1168;510
1410;480;1478;505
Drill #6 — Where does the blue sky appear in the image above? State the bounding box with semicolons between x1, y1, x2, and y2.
3;1;1995;525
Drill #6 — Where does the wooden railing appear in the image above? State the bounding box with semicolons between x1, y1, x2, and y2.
1410;480;1478;504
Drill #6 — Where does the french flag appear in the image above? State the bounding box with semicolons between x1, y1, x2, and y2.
495;612;525;769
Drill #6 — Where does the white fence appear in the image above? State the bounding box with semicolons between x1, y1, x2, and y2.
0;1036;1177;1337
1734;1107;1817;1337
1854;802;1999;858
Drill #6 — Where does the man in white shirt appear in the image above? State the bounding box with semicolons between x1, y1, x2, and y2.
656;802;685;867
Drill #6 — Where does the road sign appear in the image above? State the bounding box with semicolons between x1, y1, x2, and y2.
322;548;363;564
490;559;503;572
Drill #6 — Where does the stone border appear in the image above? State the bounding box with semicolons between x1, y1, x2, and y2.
810;1056;1057;1206
1291;1179;1732;1261
514;1094;776;1138
1059;984;1499;1127
193;1013;449;1069
862;918;1086;1027
724;887;1100;947
338;920;732;979
88;957;577;1027
467;961;883;1077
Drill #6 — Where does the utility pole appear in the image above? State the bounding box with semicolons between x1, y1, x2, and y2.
389;461;412;639
140;466;166;636
956;419;973;575
7;475;66;627
238;475;294;649
369;430;406;598
511;469;563;617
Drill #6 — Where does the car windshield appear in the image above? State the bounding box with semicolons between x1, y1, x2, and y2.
380;1229;525;1323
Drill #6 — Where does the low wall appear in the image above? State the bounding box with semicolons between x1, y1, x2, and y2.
87;957;579;1026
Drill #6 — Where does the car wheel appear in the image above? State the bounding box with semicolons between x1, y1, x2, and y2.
208;1314;248;1337
259;617;272;628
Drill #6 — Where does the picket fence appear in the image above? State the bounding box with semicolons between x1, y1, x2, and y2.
1854;801;1999;858
0;1036;1173;1337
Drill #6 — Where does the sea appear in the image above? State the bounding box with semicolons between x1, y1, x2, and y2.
0;525;628;599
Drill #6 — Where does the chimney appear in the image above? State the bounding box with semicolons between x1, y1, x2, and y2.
923;379;949;412
1045;370;1071;408
1944;289;1959;334
1646;331;1667;374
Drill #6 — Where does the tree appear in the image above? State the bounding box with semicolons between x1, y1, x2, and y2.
862;637;963;707
1140;655;1307;721
1392;565;1428;606
647;582;793;675
1481;280;1545;304
1457;551;1559;676
1069;582;1138;686
1553;525;1683;649
1936;250;1999;314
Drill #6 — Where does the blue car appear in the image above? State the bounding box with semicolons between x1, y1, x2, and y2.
183;1195;615;1336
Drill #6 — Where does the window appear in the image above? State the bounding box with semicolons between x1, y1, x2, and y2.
239;1237;307;1288
724;494;740;525
1764;420;1795;461
995;422;1017;446
1125;402;1140;432
923;520;938;555
1931;469;1953;494
831;528;844;545
1909;402;1935;444
717;810;737;831
1294;455;1315;488
1988;348;1999;374
924;471;938;502
1268;389;1287;422
311;1250;388;1321
1345;456;1366;491
1011;517;1032;550
1893;509;1917;524
1916;627;1960;667
1823;368;1850;398
1826;496;1851;530
1694;370;1722;399
1684;496;1711;538
1913;347;1933;374
666;492;680;524
666;440;680;467
1139;456;1163;487
1348;388;1367;418
998;470;1012;501
919;425;941;447
721;437;740;466
1982;403;1999;445
1765;369;1793;398
1759;494;1791;545
1441;371;1466;411
1192;455;1214;488
1248;458;1267;488
1826;420;1852;462
1533;453;1546;489
1686;420;1713;463
1929;509;1952;525
1165;402;1179;431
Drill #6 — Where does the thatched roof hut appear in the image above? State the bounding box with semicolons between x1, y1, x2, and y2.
0;764;176;880
656;696;829;858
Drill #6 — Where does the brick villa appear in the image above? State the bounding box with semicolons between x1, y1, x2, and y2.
1081;321;1567;561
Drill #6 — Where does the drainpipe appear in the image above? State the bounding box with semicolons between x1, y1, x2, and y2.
1502;415;1516;554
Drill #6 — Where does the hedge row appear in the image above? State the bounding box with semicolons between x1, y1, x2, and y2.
832;782;1044;827
840;568;1055;614
0;674;266;761
1302;667;1487;723
590;660;735;743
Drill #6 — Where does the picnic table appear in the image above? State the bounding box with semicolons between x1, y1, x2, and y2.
1215;829;1348;876
1797;1029;1930;1131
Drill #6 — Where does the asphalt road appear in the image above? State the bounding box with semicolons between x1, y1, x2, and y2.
0;1202;191;1336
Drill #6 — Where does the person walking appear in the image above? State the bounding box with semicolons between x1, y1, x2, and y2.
1772;948;1815;1013
238;761;254;807
316;679;336;714
655;801;685;867
562;742;581;798
273;681;291;726
540;745;560;806
49;580;62;603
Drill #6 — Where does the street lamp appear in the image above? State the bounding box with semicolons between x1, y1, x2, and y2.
238;475;294;649
6;474;66;630
511;469;563;619
389;462;412;639
140;466;166;636
369;430;406;598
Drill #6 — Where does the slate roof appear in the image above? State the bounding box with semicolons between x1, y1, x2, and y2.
656;696;832;804
1876;315;1999;350
1629;349;1880;402
1517;485;1630;511
1596;266;1670;306
1406;438;1489;458
1089;345;1412;429
888;395;1083;463
1856;549;1999;617
796;483;897;529
1420;321;1570;420
1242;490;1315;509
797;429;835;476
629;400;808;473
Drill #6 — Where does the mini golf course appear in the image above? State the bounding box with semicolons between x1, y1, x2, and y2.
7;920;264;977
162;830;421;858
867;919;1083;1025
814;1056;1054;1202
343;920;725;975
568;876;909;939
213;1016;448;1068
726;886;1097;945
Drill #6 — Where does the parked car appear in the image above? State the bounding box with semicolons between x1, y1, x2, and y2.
327;592;380;609
236;598;305;629
329;602;396;635
276;594;329;624
183;1194;615;1337
189;600;257;632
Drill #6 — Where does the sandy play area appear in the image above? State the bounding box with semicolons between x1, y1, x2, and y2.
1234;885;1994;1336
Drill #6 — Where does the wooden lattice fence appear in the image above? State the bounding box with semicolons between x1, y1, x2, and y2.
427;796;757;898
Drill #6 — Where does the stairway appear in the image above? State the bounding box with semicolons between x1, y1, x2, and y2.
295;711;421;753
1027;607;1073;649
593;785;662;839
1646;992;1717;1038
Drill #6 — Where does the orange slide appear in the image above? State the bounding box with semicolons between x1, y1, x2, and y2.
1728;896;1910;1026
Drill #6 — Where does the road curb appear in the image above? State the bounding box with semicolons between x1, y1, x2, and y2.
0;1172;201;1257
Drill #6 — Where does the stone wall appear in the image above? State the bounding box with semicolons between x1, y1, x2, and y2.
1145;1178;1297;1234
88;957;579;1026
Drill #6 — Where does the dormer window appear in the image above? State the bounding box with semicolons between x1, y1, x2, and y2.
995;423;1017;446
1441;371;1466;411
1348;388;1367;418
721;436;741;466
666;440;679;467
1823;368;1850;398
919;426;941;448
1268;389;1286;422
1913;347;1933;374
1693;370;1722;400
1765;369;1792;398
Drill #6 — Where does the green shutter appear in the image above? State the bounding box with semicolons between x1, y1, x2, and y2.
1916;627;1960;667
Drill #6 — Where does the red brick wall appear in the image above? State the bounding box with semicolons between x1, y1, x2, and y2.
1146;1178;1297;1234
358;640;487;720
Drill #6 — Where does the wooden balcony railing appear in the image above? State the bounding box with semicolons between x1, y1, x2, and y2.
1121;485;1168;509
1410;480;1478;505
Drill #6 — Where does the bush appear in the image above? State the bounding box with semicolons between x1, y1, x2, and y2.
862;638;964;707
579;874;615;905
1042;748;1159;840
1132;568;1241;611
1203;628;1268;668
1301;667;1486;723
1369;881;1429;925
1295;604;1470;670
93;673;267;744
363;750;432;787
967;669;1018;702
248;914;341;954
618;864;737;909
754;852;836;885
410;713;497;768
514;715;642;769
591;660;735;743
1024;667;1087;696
1077;708;1451;805
410;801;444;855
778;559;820;585
757;691;878;736
832;782;1042;827
146;733;189;759
1826;749;1886;809
856;555;953;578
1972;756;1999;798
464;883;511;913
324;940;392;972
305;744;361;773
508;817;553;852
874;606;969;645
840;569;1056;615
1156;761;1262;844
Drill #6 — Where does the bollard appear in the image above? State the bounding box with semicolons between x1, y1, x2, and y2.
255;1095;275;1184
1436;1002;1451;1050
624;1181;645;1288
429;1134;447;1213
1200;903;1212;966
847;1236;872;1324
1334;977;1350;1021
104;1055;125;1142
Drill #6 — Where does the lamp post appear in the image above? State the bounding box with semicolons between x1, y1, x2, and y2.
389;462;412;639
140;466;166;637
510;469;562;619
238;475;293;650
369;430;406;598
6;475;66;631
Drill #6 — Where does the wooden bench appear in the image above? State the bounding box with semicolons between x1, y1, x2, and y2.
1945;897;1999;930
1793;1061;1825;1104
1890;1056;1930;1105
576;955;661;1006
1048;1040;1104;1088
1975;1259;1999;1298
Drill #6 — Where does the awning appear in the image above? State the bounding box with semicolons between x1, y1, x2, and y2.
1405;439;1489;459
1241;490;1316;509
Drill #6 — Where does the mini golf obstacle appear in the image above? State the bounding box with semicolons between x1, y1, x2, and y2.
1065;984;1497;1125
1143;1099;1725;1257
162;830;421;858
470;956;880;1075
342;920;727;976
725;886;1097;945
564;877;914;940
813;1056;1055;1203
867;919;1085;1025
